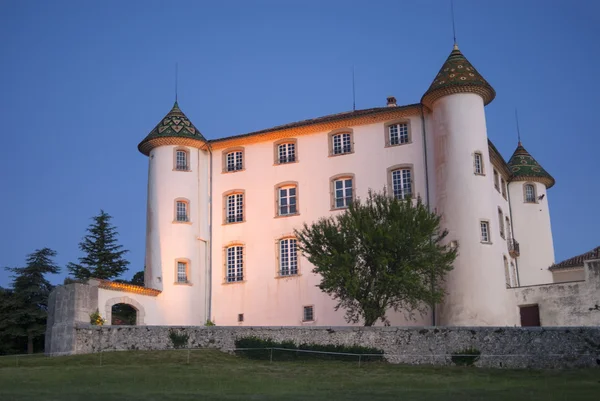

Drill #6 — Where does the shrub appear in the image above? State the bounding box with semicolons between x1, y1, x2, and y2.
204;319;216;327
451;347;481;366
89;309;105;326
234;336;384;362
168;329;189;349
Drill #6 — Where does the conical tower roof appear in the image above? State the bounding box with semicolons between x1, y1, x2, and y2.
507;142;555;188
422;44;495;109
138;101;207;156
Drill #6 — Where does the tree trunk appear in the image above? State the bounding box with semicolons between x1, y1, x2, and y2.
27;332;33;354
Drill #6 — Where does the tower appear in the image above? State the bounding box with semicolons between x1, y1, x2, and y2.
423;45;513;325
138;101;211;325
507;142;555;285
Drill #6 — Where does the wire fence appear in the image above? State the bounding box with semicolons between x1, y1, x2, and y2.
1;347;597;369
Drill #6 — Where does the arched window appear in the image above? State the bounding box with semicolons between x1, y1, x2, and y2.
493;170;500;191
275;139;297;164
503;256;510;288
174;199;189;223
500;177;507;199
278;237;299;276
473;152;484;175
222;147;244;173
511;262;518;287
225;245;244;283
330;174;354;209
524;183;536;203
505;217;512;240
388;166;413;199
385;121;410;146
329;130;353;156
224;190;244;223
276;182;298;216
498;208;505;239
174;148;190;171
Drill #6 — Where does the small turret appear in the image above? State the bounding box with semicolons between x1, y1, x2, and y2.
507;142;555;286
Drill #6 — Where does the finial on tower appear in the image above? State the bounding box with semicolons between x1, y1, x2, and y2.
175;63;179;103
515;108;522;145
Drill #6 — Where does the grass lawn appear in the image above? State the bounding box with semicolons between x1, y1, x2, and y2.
0;349;598;400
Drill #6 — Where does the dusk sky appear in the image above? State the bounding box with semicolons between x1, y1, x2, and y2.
1;0;598;287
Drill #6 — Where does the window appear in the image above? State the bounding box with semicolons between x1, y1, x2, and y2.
511;262;518;287
505;217;512;240
498;209;505;239
223;149;244;172
519;304;540;327
303;306;314;322
278;185;297;216
175;200;189;222
524;184;536;203
480;221;490;243
388;123;409;146
277;142;296;164
503;256;510;288
391;168;412;199
332;132;352;155
176;261;188;283
333;177;353;208
175;149;189;171
279;238;298;276
225;193;244;223
493;170;500;191
238;313;244;323
501;178;507;198
474;152;484;175
226;245;244;283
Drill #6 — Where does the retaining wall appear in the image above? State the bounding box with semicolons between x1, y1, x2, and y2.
70;325;600;369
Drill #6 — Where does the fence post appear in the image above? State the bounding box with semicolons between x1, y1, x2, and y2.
270;348;273;364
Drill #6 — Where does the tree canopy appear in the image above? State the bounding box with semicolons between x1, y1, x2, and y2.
67;210;130;281
295;190;457;326
3;248;60;353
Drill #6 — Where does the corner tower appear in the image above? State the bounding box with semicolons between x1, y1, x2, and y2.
423;45;512;325
138;101;210;325
507;142;555;285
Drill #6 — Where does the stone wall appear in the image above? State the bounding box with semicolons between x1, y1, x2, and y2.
512;260;600;326
70;324;600;369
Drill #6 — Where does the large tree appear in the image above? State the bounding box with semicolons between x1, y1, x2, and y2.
67;210;130;281
4;248;60;354
295;190;457;326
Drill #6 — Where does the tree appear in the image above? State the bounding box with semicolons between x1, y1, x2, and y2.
4;248;60;353
295;190;457;326
67;210;130;281
130;270;145;286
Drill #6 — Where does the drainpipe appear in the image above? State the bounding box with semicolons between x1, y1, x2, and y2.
421;104;436;326
205;143;214;321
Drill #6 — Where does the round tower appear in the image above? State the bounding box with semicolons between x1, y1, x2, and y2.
138;101;210;325
507;142;555;286
422;45;513;325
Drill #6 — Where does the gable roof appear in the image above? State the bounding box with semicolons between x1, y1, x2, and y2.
549;246;600;271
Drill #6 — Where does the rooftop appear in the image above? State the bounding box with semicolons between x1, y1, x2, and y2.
549;246;600;271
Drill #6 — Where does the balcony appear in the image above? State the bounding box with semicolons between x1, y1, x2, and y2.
508;238;520;258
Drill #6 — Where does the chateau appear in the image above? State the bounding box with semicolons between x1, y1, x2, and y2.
48;43;600;333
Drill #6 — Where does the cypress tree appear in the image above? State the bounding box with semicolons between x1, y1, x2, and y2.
67;210;130;281
4;248;60;354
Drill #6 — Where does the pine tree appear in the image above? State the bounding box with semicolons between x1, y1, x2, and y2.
67;210;130;281
4;248;60;354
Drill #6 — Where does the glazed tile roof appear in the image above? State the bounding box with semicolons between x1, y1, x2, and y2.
138;101;206;155
97;279;161;296
422;44;495;109
549;246;600;271
507;142;555;188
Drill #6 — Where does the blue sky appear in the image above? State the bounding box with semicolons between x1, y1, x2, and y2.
1;0;598;286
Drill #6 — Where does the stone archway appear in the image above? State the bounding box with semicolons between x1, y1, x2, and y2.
105;296;146;325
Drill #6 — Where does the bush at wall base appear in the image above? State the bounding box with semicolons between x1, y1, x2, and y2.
234;336;385;362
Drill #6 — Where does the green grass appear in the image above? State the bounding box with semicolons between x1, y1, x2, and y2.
0;349;598;400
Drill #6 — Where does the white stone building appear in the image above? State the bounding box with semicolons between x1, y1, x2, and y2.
81;44;581;328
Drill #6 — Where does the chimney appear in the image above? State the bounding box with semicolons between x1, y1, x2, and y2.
386;96;397;107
